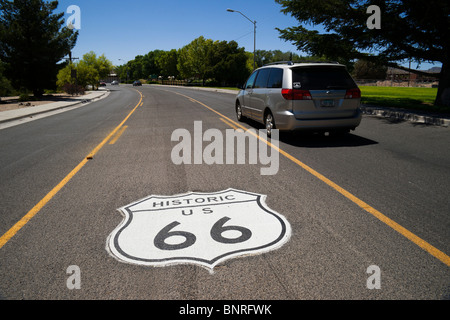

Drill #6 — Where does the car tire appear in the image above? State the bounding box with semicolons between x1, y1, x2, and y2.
264;111;275;138
236;102;246;122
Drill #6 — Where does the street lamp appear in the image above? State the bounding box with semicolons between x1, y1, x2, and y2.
227;8;257;70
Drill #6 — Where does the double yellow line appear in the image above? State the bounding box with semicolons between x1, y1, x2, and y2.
0;91;143;249
173;90;450;268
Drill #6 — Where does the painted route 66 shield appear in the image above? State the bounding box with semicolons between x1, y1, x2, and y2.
107;188;291;271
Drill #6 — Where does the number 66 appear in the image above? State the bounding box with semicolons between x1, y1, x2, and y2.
153;217;252;251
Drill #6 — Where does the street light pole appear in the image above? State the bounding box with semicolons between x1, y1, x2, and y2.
227;8;257;70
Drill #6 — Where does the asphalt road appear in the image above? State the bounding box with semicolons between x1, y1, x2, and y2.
0;84;449;302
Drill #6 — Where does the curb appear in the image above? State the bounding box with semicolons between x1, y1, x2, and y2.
0;90;109;124
360;105;450;127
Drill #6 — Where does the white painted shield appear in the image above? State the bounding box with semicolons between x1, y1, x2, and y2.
107;188;291;271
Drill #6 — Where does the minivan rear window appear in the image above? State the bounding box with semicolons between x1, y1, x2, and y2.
292;66;357;90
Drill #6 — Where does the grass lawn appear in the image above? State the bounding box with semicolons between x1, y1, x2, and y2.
359;86;449;114
207;85;449;115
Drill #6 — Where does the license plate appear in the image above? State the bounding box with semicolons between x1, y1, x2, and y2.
321;99;335;107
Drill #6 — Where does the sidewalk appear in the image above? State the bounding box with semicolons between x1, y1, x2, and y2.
0;89;109;124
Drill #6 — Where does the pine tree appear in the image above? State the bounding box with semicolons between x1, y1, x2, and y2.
276;0;450;107
0;0;78;96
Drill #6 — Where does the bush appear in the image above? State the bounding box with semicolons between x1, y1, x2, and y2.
62;83;85;96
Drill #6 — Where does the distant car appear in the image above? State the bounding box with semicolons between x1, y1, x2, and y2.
111;80;119;85
133;80;142;86
99;81;106;87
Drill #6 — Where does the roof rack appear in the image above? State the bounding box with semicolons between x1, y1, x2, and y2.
264;61;295;66
263;60;340;66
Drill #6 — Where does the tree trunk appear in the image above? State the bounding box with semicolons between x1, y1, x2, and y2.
435;61;450;107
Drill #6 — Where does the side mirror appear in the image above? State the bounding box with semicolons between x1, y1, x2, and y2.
237;83;244;90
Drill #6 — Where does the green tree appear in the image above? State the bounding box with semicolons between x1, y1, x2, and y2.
117;50;164;82
0;60;14;100
254;50;274;67
177;36;214;85
143;50;163;78
82;51;112;80
56;61;97;91
115;64;128;83
157;49;179;78
77;60;100;90
352;59;387;80
129;55;144;80
0;0;78;96
208;40;251;85
57;52;112;90
276;0;450;107
56;63;72;87
254;49;302;68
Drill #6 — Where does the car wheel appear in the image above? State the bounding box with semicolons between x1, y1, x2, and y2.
264;111;275;138
236;102;245;122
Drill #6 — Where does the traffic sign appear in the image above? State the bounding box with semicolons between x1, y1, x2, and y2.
107;188;291;271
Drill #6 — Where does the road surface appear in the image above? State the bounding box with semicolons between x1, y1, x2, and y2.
0;84;449;303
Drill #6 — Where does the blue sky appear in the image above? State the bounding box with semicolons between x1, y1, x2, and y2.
55;0;440;70
56;0;304;66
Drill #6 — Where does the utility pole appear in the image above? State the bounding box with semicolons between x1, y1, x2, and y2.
64;51;79;93
64;51;79;80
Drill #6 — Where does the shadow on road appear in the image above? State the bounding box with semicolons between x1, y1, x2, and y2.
242;119;378;148
279;131;378;148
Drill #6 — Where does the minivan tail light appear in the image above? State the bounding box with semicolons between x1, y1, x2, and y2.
345;88;361;99
282;89;312;100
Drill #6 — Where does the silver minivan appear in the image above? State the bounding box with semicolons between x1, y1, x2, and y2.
235;61;362;137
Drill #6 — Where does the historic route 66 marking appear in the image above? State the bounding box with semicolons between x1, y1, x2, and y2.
107;188;291;271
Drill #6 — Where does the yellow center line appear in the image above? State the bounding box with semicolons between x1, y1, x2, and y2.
220;118;240;130
86;92;142;159
0;90;143;250
173;90;450;268
109;126;128;145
